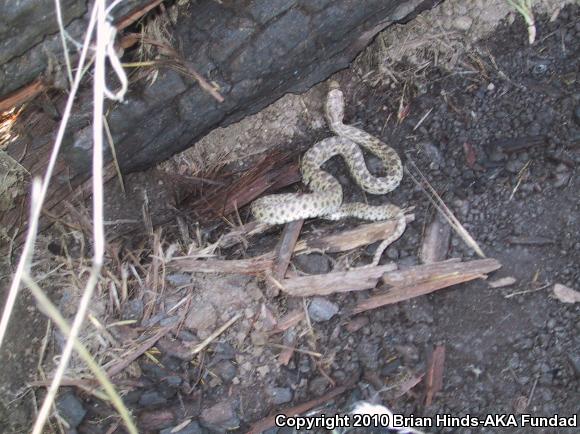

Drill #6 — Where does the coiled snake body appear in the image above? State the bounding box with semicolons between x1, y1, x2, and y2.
251;85;406;266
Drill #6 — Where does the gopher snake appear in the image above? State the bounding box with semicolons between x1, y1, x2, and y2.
251;83;406;266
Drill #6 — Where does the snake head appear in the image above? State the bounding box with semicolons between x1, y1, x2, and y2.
325;88;345;126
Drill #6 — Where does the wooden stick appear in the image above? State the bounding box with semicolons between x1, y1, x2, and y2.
278;263;398;297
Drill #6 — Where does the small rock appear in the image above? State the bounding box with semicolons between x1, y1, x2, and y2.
200;401;240;432
453;15;473;31
121;299;144;321
308;376;330;397
184;304;217;332
139;390;168;407
553;172;571;188
56;392;86;428
294;253;331;274
553;283;580;303
164;375;183;388
267;387;293;405
420;141;444;165
167;273;192;287
212;342;236;361
213;360;237;383
308;297;339;322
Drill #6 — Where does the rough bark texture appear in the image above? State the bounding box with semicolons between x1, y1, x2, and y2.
0;0;435;241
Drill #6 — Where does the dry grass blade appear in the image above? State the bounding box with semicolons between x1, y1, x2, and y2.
22;275;138;433
406;158;485;258
190;313;242;356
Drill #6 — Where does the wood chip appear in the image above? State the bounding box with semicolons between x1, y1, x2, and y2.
267;219;304;296
424;345;445;407
420;214;451;264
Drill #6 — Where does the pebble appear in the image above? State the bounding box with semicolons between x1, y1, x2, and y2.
166;273;192;286
56;392;87;428
453;16;473;31
308;297;339;322
121;299;144;321
213;360;237;383
184;304;217;332
308;376;330;396
139;390;168;407
200;401;240;432
294;253;331;274
267;386;293;405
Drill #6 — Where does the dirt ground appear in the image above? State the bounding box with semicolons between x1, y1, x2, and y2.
1;1;579;433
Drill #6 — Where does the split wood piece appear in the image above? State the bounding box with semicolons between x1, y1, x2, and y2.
0;79;45;112
352;259;501;314
246;382;353;434
381;258;500;286
169;252;275;275
294;214;415;254
424;345;446;407
279;258;500;299
276;263;398;297
266;220;304;297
